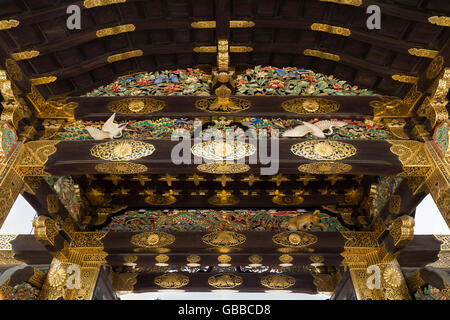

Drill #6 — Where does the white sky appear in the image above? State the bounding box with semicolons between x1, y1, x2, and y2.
1;193;448;300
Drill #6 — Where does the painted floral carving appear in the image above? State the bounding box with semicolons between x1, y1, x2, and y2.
3;282;40;300
85;69;211;96
103;209;347;232
45;176;81;221
235;66;376;96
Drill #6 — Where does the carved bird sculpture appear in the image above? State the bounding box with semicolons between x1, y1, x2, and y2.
86;113;127;140
282;120;347;138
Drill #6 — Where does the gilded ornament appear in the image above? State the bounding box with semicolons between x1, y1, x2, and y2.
304;49;340;62
197;163;250;174
208;274;243;289
191;21;216;28
130;232;175;248
298;162;352;174
94;162;148;174
145;194;176;205
193;46;217;53
191;140;255;161
195;85;251;113
31;76;57;85
218;254;231;264
407;48;438;59
47;261;67;287
96;24;135;37
248;255;263;265
383;264;403;288
5;59;22;81
16;140;59;177
310;23;351;36
281;98;340;114
426;56;444;79
388;195;402;214
261;274;296;289
208;190;239;206
155;254;169;263
90;140;155;161
154;273;189;289
273;231;317;248
388;140;431;177
123;255;138;264
310;255;325;266
428;16;450;27
229;20;255;28
391;74;418;84
389;215;415;247
229;46;253;53
108;98;165;114
202;231;246;247
187;255;200;263
84;0;126;8
279;254;293;264
272;194;304;206
0;20;19;30
107;50;143;63
291;140;356;161
46;194;60;214
11;50;40;61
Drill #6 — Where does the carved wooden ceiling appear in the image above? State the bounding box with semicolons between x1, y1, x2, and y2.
0;0;449;98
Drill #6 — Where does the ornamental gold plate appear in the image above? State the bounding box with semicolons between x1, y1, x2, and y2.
291;140;356;161
298;162;352;174
197;163;250;174
90;140;155;161
154;273;189;289
108;98;165;114
281;98;340;114
208;274;243;289
202;231;246;247
191;140;256;161
130;232;175;248
94;162;148;174
272;231;318;247
260;274;295;289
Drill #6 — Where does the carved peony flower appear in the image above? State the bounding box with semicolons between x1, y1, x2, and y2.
314;142;334;158
112;142;132;159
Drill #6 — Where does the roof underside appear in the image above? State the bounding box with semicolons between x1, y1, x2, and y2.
0;0;449;98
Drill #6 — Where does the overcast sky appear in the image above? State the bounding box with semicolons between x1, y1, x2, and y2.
1;193;448;300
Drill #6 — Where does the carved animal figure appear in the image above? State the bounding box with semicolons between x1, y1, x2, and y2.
86;113;127;140
282;120;347;138
281;213;327;231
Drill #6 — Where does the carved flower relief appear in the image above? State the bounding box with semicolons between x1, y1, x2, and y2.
47;262;67;287
291;140;357;161
154;273;189;289
383;265;403;288
208;274;243;289
90;140;155;161
260;274;295;290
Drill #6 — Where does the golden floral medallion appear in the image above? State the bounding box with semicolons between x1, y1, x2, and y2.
208;274;243;289
202;231;246;247
298;162;352;174
281;98;340;114
191;140;256;161
130;232;175;248
108;98;165;114
291;140;356;161
154;273;189;289
90;140;155;161
197;163;250;174
94;162;148;174
261;274;295;289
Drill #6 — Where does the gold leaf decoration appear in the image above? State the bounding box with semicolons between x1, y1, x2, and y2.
130;232;175;248
426;56;444;79
229;21;255;28
428;16;450;27
154;273;189;289
202;231;246;247
229;46;253;53
408;48;439;59
298;162;352;174
46;194;60;214
108;98;165;114
197;163;250;174
208;190;240;206
383;264;403;288
107;50;143;63
94;162;148;174
392;75;418;84
11;50;40;61
30;76;57;85
84;0;126;8
261;274;296;289
0;20;19;30
90;140;155;161
273;231;318;247
96;24;135;38
310;23;351;36
291;141;357;161
208;274;243;289
5;59;22;81
272;194;304;206
281;98;340;114
191;141;256;161
304;49;340;62
320;0;361;6
191;21;216;28
145;194;176;205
